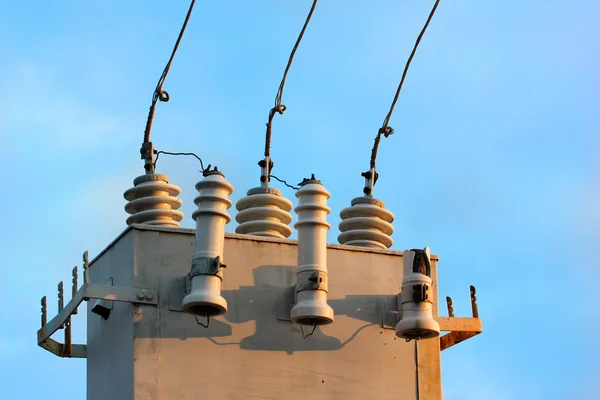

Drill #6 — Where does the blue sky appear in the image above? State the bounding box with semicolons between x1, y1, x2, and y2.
1;1;599;398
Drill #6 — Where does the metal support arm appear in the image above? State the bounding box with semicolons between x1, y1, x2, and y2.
38;283;158;358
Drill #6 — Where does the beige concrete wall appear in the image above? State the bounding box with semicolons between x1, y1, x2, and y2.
88;225;441;400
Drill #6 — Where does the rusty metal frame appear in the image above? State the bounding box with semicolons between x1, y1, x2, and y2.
437;317;482;350
37;251;158;359
438;285;482;351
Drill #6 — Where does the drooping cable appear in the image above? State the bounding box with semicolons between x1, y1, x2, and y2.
369;0;441;171
143;0;196;145
154;150;206;172
263;0;319;159
269;174;300;191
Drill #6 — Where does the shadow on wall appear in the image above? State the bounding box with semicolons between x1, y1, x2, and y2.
139;265;396;354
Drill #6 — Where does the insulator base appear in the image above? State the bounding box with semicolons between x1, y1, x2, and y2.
338;196;394;249
235;186;293;238
124;174;184;227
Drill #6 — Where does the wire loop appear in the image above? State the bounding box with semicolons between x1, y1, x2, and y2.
156;90;170;103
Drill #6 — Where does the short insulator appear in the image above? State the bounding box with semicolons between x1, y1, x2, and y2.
123;174;184;227
235;186;293;238
338;196;394;249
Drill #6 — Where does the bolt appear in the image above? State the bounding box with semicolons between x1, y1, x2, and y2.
136;292;144;300
145;292;153;301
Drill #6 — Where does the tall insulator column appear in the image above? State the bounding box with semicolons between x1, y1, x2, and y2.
235;187;293;238
290;175;334;327
181;168;234;318
124;174;184;227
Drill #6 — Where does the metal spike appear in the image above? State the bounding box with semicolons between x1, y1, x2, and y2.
41;296;47;327
470;285;478;318
72;267;78;315
446;296;454;318
58;281;64;312
83;251;89;284
63;317;72;357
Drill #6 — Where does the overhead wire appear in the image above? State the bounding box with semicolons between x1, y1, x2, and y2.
154;151;206;172
264;0;319;158
269;174;300;191
369;0;441;170
143;0;196;144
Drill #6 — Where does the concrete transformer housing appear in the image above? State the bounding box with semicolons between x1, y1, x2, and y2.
86;224;444;399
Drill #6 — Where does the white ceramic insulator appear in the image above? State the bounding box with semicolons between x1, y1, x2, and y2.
338;196;394;249
395;248;440;340
124;174;184;227
181;172;234;317
290;181;334;326
235;186;293;238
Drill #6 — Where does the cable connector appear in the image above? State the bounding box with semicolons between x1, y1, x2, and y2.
361;168;379;196
258;157;274;186
140;142;155;174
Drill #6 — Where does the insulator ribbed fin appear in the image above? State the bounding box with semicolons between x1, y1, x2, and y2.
235;187;293;238
124;174;184;227
338;196;394;249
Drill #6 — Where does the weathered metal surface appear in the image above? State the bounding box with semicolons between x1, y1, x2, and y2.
470;285;479;318
39;337;87;358
437;318;482;351
446;296;454;317
437;285;483;351
440;330;481;351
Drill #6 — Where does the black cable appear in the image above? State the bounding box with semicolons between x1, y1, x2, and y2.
143;0;196;144
264;0;319;158
300;323;317;339
195;314;210;328
269;174;299;190
154;150;205;172
370;0;441;170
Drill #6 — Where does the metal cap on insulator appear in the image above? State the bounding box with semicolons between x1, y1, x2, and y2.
182;168;234;318
123;173;184;227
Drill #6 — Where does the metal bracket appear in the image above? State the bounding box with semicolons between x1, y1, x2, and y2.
411;283;430;303
190;255;225;278
37;251;159;359
296;271;328;292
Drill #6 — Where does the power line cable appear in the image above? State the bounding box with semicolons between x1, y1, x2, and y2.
143;0;196;144
264;0;319;158
154;150;206;172
269;174;300;191
369;0;441;171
